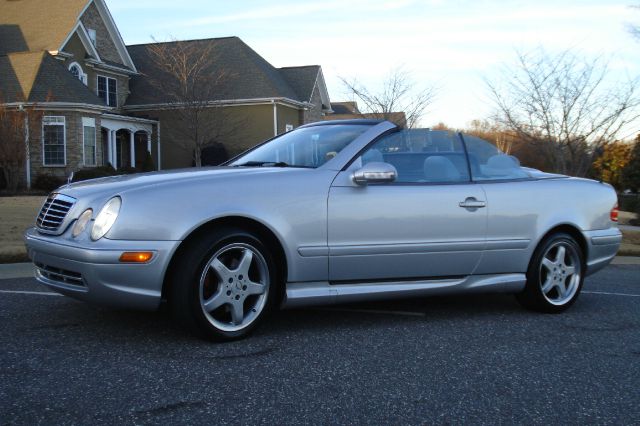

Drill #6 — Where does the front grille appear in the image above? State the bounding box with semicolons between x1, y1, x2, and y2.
36;193;76;232
35;262;85;287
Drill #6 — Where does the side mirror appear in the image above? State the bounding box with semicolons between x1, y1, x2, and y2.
353;162;397;185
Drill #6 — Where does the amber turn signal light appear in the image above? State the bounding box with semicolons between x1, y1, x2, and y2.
119;252;153;263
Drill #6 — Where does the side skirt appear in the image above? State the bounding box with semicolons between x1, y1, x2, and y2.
282;273;526;309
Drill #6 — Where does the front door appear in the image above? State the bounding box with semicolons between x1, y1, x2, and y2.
327;129;488;282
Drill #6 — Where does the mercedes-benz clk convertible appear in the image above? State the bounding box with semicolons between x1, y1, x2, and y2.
24;119;622;340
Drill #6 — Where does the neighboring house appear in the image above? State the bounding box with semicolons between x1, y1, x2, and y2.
125;38;332;168
325;101;407;128
0;0;332;187
0;0;158;188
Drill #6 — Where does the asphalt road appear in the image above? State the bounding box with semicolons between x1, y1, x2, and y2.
1;265;639;425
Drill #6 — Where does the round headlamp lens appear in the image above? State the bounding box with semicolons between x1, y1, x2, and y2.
91;197;121;241
72;209;93;237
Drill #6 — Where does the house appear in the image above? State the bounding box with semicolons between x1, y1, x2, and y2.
126;38;332;168
0;0;332;188
325;101;407;128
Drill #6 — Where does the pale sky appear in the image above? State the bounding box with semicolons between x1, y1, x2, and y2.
108;0;639;132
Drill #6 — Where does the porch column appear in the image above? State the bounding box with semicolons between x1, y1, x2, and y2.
106;130;112;167
111;130;118;169
129;131;135;168
146;132;151;153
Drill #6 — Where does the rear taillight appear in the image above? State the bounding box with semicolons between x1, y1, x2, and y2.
610;204;619;222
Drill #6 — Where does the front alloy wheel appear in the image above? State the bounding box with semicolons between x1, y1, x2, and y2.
199;243;269;332
169;227;278;341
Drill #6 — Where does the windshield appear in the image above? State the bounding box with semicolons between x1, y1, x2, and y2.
229;124;372;168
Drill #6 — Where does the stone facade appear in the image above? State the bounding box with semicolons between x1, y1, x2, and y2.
29;111;104;182
80;2;124;66
60;33;131;109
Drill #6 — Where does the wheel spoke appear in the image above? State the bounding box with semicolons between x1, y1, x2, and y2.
230;300;244;325
556;280;567;298
211;258;232;281
541;278;554;294
236;249;253;276
555;246;566;266
245;280;265;296
565;265;576;276
203;291;226;312
542;257;555;272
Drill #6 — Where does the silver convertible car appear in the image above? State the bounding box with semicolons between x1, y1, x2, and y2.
25;120;622;340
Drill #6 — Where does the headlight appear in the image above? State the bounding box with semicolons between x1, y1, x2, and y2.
72;209;93;237
91;197;121;241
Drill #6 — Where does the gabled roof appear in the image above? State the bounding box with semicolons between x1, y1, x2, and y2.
0;0;90;55
331;102;360;114
279;65;320;103
126;37;321;107
0;51;104;105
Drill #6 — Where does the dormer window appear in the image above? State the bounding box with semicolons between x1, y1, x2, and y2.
68;62;87;85
87;28;97;47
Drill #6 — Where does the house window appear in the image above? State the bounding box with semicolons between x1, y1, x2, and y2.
82;117;96;166
42;116;66;166
68;62;87;85
87;28;97;47
97;75;117;107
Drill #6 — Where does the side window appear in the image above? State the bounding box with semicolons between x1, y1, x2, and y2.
462;135;530;181
357;129;470;183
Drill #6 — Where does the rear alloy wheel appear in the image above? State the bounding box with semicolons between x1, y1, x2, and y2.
516;233;584;313
170;228;278;341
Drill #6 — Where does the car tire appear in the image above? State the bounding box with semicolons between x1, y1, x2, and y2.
168;226;280;341
516;232;585;313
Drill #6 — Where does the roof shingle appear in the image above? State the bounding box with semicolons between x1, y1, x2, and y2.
0;0;89;55
126;37;312;106
0;51;105;105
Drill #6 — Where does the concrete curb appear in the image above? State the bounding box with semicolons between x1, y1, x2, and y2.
0;263;35;280
611;256;640;265
0;257;638;280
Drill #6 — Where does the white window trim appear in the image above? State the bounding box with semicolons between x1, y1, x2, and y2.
82;117;97;167
96;74;118;107
87;28;97;47
42;116;66;167
68;61;88;85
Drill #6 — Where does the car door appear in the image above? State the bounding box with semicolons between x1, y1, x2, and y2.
327;130;488;282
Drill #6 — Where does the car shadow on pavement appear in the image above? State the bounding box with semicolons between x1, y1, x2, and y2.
14;291;598;345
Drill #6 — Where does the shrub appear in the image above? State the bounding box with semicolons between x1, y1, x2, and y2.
33;174;65;192
141;151;155;172
117;166;138;175
72;165;117;182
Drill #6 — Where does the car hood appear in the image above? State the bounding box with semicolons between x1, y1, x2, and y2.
56;167;303;199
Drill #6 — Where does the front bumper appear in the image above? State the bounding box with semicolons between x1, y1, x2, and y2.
24;227;181;310
583;228;622;276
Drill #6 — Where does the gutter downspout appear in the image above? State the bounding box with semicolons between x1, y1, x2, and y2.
21;105;31;189
272;100;278;137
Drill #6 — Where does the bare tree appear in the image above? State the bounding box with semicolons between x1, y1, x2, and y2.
628;4;640;39
485;49;640;176
340;68;436;128
0;96;41;191
145;38;245;167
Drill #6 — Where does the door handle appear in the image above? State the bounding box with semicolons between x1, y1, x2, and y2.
459;197;486;209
